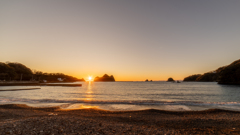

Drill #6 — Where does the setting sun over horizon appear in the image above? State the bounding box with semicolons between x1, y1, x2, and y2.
87;76;93;81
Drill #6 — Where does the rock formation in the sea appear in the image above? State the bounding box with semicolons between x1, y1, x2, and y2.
145;79;149;82
94;74;115;82
218;59;240;85
183;74;202;81
167;78;175;82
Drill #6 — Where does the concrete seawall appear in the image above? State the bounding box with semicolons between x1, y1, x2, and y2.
0;82;82;87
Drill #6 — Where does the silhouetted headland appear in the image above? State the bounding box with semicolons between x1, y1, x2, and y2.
218;59;240;85
183;59;240;85
183;74;201;81
0;62;85;83
94;74;115;82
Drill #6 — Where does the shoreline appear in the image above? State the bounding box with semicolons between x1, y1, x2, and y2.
1;104;240;134
1;101;240;112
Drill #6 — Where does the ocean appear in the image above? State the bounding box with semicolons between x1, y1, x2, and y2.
0;81;240;111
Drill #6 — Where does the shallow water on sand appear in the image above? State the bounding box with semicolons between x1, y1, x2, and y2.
0;82;240;111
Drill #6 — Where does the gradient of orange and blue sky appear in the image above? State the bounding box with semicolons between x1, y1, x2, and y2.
1;0;240;81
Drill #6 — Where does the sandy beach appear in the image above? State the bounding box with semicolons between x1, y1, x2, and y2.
0;104;239;135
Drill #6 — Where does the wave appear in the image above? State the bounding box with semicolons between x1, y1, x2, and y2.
1;98;240;106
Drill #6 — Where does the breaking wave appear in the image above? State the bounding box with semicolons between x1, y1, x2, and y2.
1;98;240;106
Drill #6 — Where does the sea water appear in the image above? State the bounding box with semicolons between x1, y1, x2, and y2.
0;82;240;111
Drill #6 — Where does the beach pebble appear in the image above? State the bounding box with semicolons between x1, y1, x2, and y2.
1;105;240;135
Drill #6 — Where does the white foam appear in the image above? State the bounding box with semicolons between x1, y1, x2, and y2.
1;98;240;107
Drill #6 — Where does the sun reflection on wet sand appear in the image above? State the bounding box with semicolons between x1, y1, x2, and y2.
62;104;99;110
79;105;98;109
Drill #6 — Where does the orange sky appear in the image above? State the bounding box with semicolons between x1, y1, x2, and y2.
1;1;240;81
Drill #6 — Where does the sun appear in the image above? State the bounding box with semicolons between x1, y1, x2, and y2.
88;76;92;81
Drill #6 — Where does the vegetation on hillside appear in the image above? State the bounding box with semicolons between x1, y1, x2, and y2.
0;62;32;81
34;71;85;82
218;59;240;85
0;62;84;82
183;74;201;81
183;59;240;84
196;73;218;82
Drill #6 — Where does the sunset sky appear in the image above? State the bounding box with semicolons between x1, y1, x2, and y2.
1;0;240;81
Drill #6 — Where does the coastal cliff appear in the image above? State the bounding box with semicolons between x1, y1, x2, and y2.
183;74;201;81
195;73;218;82
0;62;84;82
218;59;240;85
183;59;240;84
94;74;115;82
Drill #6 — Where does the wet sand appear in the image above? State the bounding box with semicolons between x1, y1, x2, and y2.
0;104;240;134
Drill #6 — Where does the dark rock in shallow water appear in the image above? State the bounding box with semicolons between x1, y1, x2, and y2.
218;59;240;85
94;74;115;82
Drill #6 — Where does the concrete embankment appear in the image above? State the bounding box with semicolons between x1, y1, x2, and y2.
40;83;82;87
0;82;82;87
0;88;41;91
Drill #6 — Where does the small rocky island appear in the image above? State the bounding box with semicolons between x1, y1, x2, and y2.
94;74;115;82
167;77;175;82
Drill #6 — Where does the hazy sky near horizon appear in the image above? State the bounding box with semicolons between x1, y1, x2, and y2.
1;0;240;81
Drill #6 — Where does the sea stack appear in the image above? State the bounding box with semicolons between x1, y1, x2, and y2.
94;74;115;82
167;78;175;82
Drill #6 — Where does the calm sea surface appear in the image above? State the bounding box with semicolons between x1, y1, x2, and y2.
0;82;240;111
